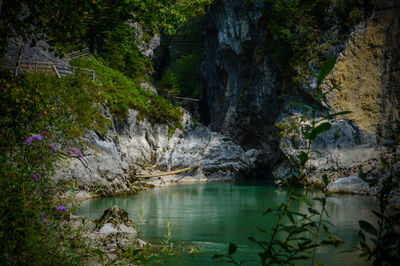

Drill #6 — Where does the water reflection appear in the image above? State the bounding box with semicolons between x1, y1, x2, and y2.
76;183;377;266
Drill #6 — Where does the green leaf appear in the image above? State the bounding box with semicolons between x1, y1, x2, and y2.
297;151;308;166
371;210;385;220
384;125;395;135
228;242;237;255
305;122;332;140
359;220;378;236
308;208;320;215
383;141;394;147
317;56;337;87
290;101;314;111
263;208;273;215
323;111;351;120
212;254;225;260
380;156;389;168
322;174;330;185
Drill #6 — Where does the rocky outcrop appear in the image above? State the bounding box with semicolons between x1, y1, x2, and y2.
65;206;141;264
200;0;283;173
274;2;400;185
326;176;376;195
201;0;399;191
56;108;255;198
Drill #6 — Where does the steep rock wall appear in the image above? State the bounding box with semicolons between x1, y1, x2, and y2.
277;3;400;183
200;0;283;173
56;108;255;199
202;0;400;184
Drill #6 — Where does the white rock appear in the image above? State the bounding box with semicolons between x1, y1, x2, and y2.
326;176;376;195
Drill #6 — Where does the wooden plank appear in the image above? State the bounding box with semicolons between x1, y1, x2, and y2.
173;96;200;102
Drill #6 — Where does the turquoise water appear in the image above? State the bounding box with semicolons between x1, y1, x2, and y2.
76;182;377;265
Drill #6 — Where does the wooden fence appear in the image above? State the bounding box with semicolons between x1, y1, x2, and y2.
17;61;97;81
65;47;91;60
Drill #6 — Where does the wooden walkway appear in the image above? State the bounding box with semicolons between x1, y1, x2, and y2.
17;61;97;80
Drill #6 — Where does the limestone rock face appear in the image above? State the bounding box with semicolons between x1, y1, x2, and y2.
201;1;399;191
326;176;376;195
200;0;283;171
4;37;69;71
56;108;255;197
272;4;400;185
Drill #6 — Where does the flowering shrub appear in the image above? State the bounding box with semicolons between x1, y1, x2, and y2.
0;70;109;264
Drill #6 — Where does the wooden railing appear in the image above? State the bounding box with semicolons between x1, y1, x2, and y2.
65;47;91;60
18;61;57;74
17;61;97;81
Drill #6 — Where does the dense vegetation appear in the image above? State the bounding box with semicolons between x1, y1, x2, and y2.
259;0;373;92
156;16;205;100
0;0;211;264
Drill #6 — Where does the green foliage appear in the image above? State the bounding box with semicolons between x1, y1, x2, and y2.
99;25;153;80
0;69;110;264
259;0;373;92
171;50;204;97
357;121;400;265
158;70;181;99
159;221;200;257
72;57;183;129
0;0;212;58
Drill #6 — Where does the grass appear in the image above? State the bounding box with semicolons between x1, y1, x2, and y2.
72;57;183;129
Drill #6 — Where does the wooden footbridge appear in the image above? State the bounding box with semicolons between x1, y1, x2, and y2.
165;35;204;46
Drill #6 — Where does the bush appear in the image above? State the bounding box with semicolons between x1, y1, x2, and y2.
0;70;107;264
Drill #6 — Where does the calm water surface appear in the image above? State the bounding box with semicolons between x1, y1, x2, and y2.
76;182;377;265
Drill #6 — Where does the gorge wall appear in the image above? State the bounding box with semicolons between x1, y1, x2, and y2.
200;0;283;174
200;0;400;184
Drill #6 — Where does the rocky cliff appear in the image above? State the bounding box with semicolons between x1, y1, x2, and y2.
200;0;283;175
201;0;400;185
56;108;255;199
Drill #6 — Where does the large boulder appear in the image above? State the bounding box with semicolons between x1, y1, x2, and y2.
65;206;140;264
326;176;376;195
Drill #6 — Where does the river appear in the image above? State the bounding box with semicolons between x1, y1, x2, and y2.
76;182;377;265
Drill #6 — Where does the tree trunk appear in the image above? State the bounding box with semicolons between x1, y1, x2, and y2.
14;34;28;77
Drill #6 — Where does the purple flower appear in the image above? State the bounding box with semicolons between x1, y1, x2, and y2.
46;144;57;153
24;134;42;145
66;147;84;159
40;219;50;225
40;213;47;218
24;136;34;146
56;205;67;212
32;135;42;141
32;173;38;183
